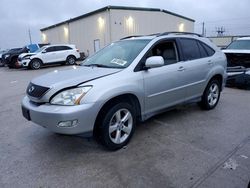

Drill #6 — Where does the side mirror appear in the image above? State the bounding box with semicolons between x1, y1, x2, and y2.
145;56;164;69
42;50;47;53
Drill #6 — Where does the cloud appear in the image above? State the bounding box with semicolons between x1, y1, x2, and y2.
0;0;249;49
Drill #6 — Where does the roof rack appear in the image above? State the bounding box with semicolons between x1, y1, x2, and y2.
120;35;144;40
158;32;202;37
120;32;202;40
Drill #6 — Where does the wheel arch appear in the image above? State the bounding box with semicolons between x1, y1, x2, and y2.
208;74;223;91
93;93;142;136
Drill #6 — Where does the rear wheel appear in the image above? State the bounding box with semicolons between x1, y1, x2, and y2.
199;79;221;110
30;59;42;70
66;56;76;65
98;103;136;150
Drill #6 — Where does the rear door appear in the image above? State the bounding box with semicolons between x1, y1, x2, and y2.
55;46;72;61
178;38;215;100
42;47;57;63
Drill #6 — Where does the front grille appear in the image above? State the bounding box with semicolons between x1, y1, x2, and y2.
26;83;50;98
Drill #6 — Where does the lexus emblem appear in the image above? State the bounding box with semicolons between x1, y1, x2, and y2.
28;86;35;93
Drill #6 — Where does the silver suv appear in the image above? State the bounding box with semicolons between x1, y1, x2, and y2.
22;32;227;150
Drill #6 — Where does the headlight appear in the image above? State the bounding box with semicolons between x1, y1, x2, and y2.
50;86;92;106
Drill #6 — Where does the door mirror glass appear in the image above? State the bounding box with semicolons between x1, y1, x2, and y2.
145;56;164;68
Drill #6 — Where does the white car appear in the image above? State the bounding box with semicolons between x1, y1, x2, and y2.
18;44;80;69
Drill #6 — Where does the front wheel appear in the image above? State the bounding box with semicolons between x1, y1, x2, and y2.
98;103;136;150
30;59;42;70
199;79;221;110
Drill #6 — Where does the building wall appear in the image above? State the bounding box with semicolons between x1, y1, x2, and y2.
68;11;110;55
42;24;69;44
41;9;194;55
109;9;194;42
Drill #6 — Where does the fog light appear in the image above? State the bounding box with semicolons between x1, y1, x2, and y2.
57;120;78;128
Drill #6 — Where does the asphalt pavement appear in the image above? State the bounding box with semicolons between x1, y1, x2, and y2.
0;65;249;188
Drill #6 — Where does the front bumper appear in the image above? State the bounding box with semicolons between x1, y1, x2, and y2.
18;59;30;67
226;67;250;89
21;96;100;135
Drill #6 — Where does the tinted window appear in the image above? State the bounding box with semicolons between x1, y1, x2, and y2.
180;38;200;60
197;41;209;58
46;47;56;52
55;46;72;51
201;43;215;56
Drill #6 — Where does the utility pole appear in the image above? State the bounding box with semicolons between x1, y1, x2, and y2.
28;28;32;44
202;22;205;36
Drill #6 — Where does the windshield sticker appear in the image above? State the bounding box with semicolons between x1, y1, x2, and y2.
110;58;127;66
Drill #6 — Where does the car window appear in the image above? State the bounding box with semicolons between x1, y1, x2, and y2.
145;41;179;65
46;47;56;52
197;41;209;58
226;40;250;50
201;42;215;56
180;38;200;61
55;46;72;51
83;39;150;69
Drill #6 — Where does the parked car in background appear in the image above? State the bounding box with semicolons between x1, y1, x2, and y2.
18;44;80;69
2;44;47;68
1;48;21;67
22;32;227;150
0;49;9;66
222;37;250;89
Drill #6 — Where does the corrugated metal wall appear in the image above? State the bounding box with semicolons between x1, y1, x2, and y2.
41;9;194;55
109;9;194;42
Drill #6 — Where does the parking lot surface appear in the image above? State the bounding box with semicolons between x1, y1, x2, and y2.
0;66;249;188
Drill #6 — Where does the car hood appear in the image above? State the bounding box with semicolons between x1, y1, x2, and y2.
31;66;121;89
223;49;250;54
19;53;36;58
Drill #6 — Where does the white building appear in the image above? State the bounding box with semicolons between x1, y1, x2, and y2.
40;6;195;55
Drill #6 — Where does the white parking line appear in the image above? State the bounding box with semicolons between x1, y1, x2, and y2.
10;80;18;84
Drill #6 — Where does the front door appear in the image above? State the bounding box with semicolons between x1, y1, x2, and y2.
142;40;188;115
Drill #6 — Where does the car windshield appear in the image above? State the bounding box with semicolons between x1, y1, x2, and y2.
34;46;47;53
226;40;250;50
82;39;150;69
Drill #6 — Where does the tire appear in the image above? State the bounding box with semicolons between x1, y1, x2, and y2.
199;79;221;110
66;56;76;65
9;57;18;68
98;103;136;150
30;59;42;70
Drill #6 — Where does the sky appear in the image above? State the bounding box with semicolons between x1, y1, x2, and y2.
0;0;250;49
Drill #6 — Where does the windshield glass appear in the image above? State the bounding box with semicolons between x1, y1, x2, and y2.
82;39;150;69
227;40;250;50
35;46;47;53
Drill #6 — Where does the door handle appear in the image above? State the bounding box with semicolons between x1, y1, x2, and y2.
178;66;185;71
